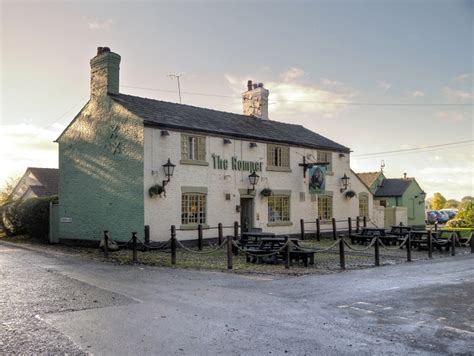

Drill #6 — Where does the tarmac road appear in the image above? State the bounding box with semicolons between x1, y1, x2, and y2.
0;240;473;355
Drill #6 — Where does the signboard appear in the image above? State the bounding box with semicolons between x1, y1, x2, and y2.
308;165;326;193
212;154;262;172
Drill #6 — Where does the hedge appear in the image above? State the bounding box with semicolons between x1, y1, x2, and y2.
1;196;57;242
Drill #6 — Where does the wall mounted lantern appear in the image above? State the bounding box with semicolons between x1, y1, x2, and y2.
162;158;176;187
248;171;260;193
340;173;350;193
416;190;427;204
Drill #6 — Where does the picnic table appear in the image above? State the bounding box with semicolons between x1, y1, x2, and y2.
240;231;276;249
245;236;314;266
408;230;450;251
350;227;399;246
437;229;471;246
389;225;413;237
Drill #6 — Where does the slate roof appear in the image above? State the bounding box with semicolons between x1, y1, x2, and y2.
357;172;382;189
374;178;412;197
28;167;59;196
110;93;350;152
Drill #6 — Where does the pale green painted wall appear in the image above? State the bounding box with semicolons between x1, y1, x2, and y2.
57;97;144;241
400;181;426;227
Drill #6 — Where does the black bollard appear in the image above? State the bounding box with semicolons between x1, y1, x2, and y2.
300;219;305;240
348;217;352;237
285;236;290;269
103;230;109;258
451;233;456;256
363;216;367;228
198;224;203;251
332;218;337;241
218;223;223;245
234;221;239;240
356;216;360;233
407;234;412;262
316;218;321;241
427;230;433;259
471;232;474;254
374;236;380;267
227;236;233;270
171;225;176;265
144;225;150;251
132;232;138;263
339;234;345;270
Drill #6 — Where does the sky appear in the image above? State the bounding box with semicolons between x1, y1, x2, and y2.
0;0;473;200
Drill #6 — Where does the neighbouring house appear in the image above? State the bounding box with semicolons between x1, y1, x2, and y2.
358;171;426;228
55;47;373;243
9;167;59;201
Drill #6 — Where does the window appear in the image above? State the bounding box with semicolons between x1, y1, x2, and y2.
268;195;290;222
317;151;332;173
317;195;333;220
359;193;369;218
181;193;207;225
267;145;290;170
181;134;206;162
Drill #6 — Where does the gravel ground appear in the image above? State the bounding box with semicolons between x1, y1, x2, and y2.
0;243;134;354
2;234;471;276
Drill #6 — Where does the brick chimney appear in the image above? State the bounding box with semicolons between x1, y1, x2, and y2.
90;47;121;98
242;80;269;120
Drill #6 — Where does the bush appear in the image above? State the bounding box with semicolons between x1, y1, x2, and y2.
16;197;52;242
446;218;467;228
1;201;25;236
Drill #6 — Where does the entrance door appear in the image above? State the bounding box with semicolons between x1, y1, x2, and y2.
240;198;254;233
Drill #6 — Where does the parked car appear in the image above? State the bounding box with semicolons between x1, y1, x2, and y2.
437;210;450;223
440;209;457;219
426;210;449;224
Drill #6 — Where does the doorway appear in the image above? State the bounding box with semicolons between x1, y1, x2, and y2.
240;198;254;233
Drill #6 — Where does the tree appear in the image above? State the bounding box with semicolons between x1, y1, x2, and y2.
444;199;460;209
0;176;20;206
430;192;447;210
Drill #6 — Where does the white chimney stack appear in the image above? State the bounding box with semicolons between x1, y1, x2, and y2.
242;80;269;120
90;47;121;98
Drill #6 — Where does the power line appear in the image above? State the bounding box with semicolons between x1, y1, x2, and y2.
20;96;88;144
121;84;473;106
352;140;474;158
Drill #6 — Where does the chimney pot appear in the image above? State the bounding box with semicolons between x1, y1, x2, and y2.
253;83;258;89
90;47;121;97
97;47;111;56
247;80;253;91
403;173;407;179
258;83;263;88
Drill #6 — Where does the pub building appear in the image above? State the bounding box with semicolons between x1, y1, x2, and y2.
56;48;373;243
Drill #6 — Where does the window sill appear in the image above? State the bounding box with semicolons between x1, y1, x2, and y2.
179;224;209;230
180;159;209;166
267;221;293;227
266;166;292;173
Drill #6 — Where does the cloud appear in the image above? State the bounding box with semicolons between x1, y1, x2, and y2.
409;90;425;98
444;87;474;101
88;19;115;30
453;73;471;82
0;123;62;184
376;80;392;91
280;67;305;82
436;111;464;122
224;70;356;118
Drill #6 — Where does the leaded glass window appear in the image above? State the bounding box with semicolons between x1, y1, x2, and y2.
317;195;333;220
181;134;206;161
267;145;290;168
359;194;369;218
317;151;332;173
181;193;207;225
268;195;290;222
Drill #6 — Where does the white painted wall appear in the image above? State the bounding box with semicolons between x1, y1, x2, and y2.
144;128;374;241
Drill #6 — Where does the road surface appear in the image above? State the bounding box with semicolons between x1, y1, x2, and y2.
0;240;473;355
